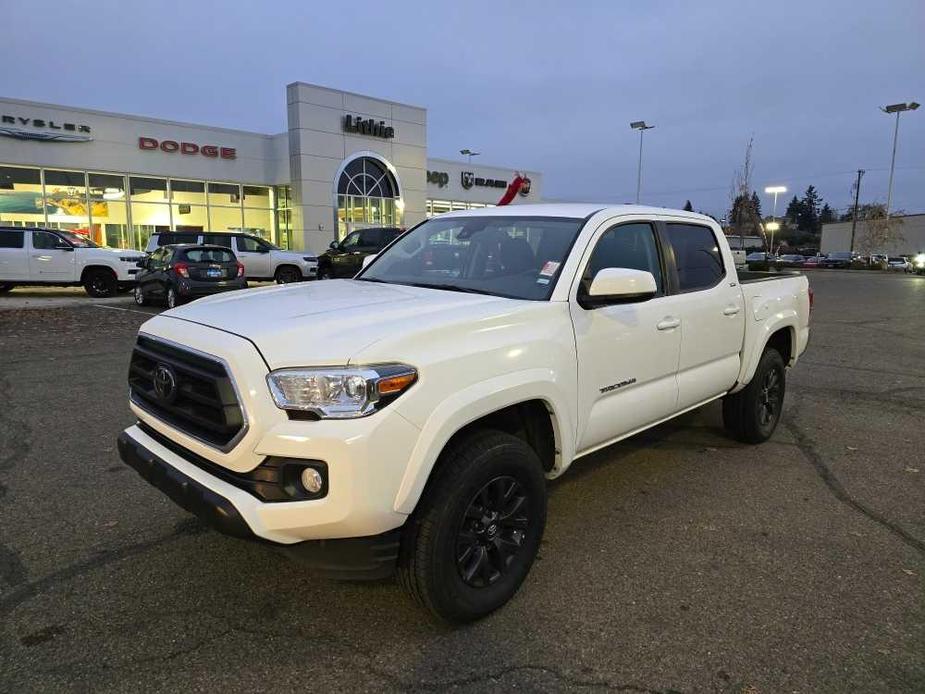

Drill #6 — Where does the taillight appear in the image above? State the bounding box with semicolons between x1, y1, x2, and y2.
236;261;245;278
173;262;189;278
808;286;814;311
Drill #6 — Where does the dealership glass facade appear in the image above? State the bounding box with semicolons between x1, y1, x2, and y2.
0;164;291;250
425;199;493;217
335;157;402;239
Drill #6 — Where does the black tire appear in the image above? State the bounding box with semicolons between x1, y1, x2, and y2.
398;429;547;623
83;269;117;298
275;266;302;284
165;286;180;309
132;284;147;306
722;348;786;444
0;283;14;293
318;265;334;280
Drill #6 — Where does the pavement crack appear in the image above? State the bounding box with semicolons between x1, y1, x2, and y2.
0;372;33;588
784;396;925;557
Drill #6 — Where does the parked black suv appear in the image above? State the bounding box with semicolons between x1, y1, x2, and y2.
134;244;246;308
317;227;402;279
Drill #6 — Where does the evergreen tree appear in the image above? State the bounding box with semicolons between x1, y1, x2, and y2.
797;185;822;233
785;195;802;226
750;191;763;219
819;203;835;226
683;200;694;212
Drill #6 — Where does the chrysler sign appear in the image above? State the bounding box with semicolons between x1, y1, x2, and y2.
138;137;236;159
0;114;92;142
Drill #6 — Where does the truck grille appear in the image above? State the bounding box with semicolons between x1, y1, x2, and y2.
128;335;246;449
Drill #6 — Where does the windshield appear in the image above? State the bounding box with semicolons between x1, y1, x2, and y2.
358;215;585;300
56;230;99;248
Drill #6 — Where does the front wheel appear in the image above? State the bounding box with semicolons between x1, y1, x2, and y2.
274;266;302;284
165;286;180;309
133;284;147;306
317;265;334;280
0;283;14;294
722;348;786;444
83;269;117;298
398;430;547;623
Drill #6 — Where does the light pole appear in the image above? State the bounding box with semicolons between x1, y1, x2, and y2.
459;148;480;165
880;101;919;218
764;186;786;254
630;121;654;203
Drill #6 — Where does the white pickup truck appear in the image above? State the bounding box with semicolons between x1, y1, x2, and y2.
0;226;146;297
117;204;810;622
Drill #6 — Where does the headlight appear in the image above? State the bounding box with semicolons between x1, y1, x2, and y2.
120;256;143;263
914;254;925;267
267;364;417;419
302;256;317;262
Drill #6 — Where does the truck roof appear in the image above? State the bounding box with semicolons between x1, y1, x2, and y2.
440;203;716;224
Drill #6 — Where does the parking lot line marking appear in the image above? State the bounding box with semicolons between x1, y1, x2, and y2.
93;304;154;316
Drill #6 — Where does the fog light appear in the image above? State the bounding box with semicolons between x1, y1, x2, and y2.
301;467;323;494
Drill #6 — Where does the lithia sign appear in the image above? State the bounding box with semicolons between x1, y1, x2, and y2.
0;114;93;142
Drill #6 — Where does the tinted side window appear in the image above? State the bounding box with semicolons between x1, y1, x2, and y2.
358;229;381;247
33;231;62;250
0;231;24;249
206;234;234;249
381;229;401;244
237;236;262;252
586;222;663;294
665;223;724;292
183;248;235;263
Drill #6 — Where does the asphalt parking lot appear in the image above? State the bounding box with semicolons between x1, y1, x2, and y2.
1;271;923;693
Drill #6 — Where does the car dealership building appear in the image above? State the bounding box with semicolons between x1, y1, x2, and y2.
0;82;542;253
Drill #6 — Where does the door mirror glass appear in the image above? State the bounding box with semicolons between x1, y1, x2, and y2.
583;268;657;307
361;254;377;270
329;240;339;249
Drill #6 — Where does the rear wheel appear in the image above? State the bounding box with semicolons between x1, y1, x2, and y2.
275;266;302;284
83;269;117;298
133;284;147;306
165;286;179;309
0;283;14;293
398;430;547;623
723;348;786;444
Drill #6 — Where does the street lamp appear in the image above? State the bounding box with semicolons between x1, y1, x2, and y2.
765;221;780;255
460;148;480;165
630;121;655;203
763;186;786;254
880;101;919;217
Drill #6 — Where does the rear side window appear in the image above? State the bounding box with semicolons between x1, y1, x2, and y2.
183;248;235;263
204;234;234;249
358;229;381;247
0;231;24;249
381;229;401;245
156;233;198;246
665;224;725;292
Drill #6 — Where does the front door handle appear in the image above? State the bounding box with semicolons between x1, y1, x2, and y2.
723;306;741;316
656;317;681;331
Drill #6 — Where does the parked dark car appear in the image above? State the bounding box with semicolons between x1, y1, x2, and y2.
820;252;857;269
777;254;806;268
317;227;403;279
133;244;246;308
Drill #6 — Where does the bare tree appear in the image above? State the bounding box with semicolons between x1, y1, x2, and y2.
858;203;906;255
728;137;767;248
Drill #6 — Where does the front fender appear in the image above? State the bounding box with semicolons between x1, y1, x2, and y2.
392;369;575;515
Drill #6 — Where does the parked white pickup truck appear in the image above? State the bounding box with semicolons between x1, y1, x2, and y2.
0;226;145;297
118;204;811;622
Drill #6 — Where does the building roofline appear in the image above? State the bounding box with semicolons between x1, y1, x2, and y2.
287;81;426;111
0;95;278;139
426;156;541;176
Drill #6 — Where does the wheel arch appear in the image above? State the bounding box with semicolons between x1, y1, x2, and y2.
733;320;797;392
392;375;574;515
274;262;302;278
80;264;118;282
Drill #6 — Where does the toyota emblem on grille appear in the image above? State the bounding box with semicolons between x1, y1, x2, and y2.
153;363;177;403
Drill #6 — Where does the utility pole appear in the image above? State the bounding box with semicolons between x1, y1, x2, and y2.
630;121;654;203
849;169;865;253
880;101;919;218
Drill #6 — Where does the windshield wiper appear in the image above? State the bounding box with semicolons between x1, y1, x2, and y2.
404;282;494;295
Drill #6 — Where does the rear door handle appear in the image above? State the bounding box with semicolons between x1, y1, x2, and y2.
723;306;741;316
656;317;681;331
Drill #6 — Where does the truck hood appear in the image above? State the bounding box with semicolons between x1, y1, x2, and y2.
160;279;525;368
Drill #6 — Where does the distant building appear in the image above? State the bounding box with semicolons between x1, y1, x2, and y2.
821;213;925;255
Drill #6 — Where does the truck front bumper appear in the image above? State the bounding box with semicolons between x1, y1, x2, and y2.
117;427;401;579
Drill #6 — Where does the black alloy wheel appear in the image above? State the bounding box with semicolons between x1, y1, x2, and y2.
84;270;117;298
722;347;786;444
275;266;301;284
455;476;529;588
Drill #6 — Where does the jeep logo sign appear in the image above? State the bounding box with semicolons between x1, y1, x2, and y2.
138;137;236;159
427;170;449;187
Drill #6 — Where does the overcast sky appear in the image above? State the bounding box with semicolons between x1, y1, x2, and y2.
2;0;922;218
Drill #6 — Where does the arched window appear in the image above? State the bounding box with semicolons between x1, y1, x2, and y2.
337;157;397;198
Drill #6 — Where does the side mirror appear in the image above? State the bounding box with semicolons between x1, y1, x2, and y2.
329;240;339;250
580;268;657;308
361;254;377;270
